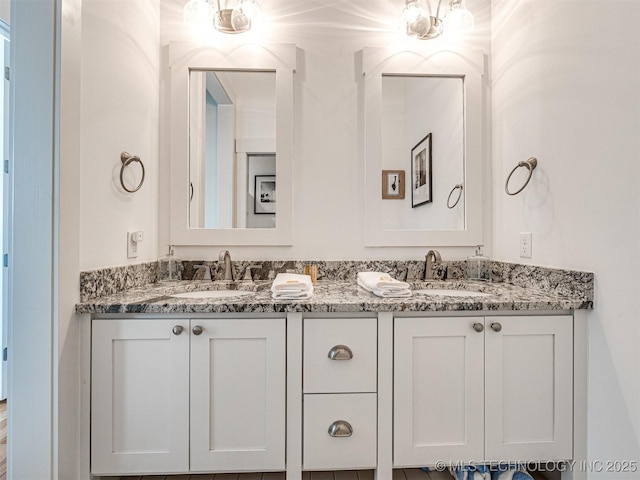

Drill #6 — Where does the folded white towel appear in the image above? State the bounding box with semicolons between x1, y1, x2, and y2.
359;284;412;298
356;272;411;298
271;273;313;292
271;273;313;300
272;291;314;300
356;272;410;291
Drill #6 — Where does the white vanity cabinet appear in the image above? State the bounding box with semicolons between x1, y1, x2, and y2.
302;317;378;470
393;315;573;467
91;317;286;476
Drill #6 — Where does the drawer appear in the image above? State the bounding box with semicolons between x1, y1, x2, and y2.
303;317;377;393
303;393;377;470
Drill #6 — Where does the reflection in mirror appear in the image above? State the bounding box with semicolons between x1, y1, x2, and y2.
188;70;276;229
381;75;464;230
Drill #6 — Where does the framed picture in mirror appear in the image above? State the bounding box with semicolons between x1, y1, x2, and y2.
254;175;276;214
411;133;432;207
382;170;405;199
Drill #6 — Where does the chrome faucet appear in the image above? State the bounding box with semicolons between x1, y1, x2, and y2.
218;250;234;281
425;249;442;280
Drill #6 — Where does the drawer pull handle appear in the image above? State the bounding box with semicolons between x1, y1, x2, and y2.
172;325;184;335
328;345;353;360
328;420;353;437
491;322;502;332
472;322;484;333
192;325;203;335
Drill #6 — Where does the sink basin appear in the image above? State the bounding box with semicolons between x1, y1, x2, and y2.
413;289;490;298
171;290;253;299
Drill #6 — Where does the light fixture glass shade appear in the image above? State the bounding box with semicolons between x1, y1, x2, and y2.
401;0;426;23
231;0;260;31
402;0;433;38
444;0;475;33
230;8;250;31
183;0;214;27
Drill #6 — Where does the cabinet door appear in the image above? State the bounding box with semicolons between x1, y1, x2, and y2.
394;317;485;466
91;319;190;475
484;315;573;462
190;318;286;472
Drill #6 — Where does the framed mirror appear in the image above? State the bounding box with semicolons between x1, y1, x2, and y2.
361;47;485;246
169;43;296;246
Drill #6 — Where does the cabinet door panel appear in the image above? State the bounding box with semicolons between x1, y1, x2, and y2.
394;317;485;466
91;319;190;475
485;315;573;462
190;318;286;472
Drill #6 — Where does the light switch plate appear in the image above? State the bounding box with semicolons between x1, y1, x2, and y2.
520;232;532;258
127;231;140;258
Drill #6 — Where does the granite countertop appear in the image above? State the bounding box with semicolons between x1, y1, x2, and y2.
76;278;592;315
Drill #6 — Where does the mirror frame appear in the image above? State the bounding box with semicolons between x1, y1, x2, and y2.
169;42;296;246
361;47;485;246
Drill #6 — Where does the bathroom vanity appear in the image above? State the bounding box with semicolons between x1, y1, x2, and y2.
77;267;591;480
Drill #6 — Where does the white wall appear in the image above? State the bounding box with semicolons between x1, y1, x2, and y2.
159;0;492;261
79;0;161;270
491;0;640;475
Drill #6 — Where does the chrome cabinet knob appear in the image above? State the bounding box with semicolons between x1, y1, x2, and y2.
473;322;484;333
491;322;502;332
172;325;184;335
192;325;203;335
328;345;353;360
328;420;353;437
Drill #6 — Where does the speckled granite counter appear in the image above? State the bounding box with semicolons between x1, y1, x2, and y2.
76;277;592;315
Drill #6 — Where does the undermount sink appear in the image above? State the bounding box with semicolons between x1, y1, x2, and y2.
413;289;491;298
170;290;253;299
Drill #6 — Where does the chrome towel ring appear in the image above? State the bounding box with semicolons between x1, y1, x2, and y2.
120;151;145;193
447;183;463;209
505;157;537;196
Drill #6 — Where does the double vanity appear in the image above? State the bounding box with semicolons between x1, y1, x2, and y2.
77;260;592;480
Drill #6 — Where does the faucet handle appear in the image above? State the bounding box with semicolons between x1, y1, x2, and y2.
242;264;263;282
193;264;212;281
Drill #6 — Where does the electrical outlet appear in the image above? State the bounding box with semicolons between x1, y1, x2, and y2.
127;231;143;258
520;232;532;258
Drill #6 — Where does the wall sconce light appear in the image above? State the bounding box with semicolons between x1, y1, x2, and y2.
401;0;474;39
183;0;261;34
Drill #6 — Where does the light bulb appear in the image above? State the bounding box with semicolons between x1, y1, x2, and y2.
444;1;475;33
183;0;213;27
